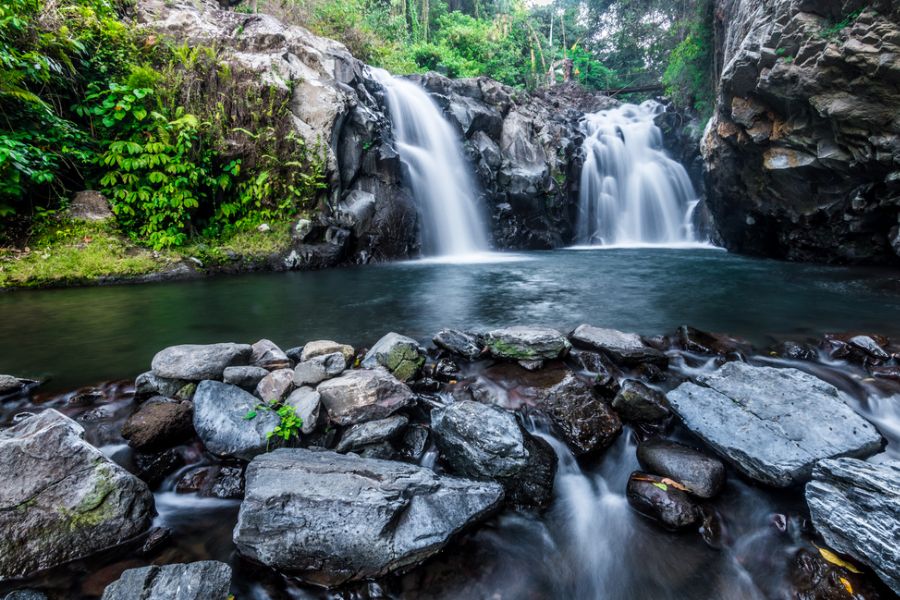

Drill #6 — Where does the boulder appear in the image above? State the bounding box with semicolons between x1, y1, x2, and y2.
134;371;190;400
805;458;900;595
65;190;113;221
636;439;725;498
570;325;667;366
485;326;571;361
432;329;484;360
121;398;194;452
232;448;504;586
250;339;291;370
431;400;556;508
0;374;30;396
336;415;408;453
667;362;883;486
284;387;321;434
0;410;153;580
316;368;414;426
537;372;621;455
361;333;426;381
612;380;671;422
193;381;279;460
255;368;294;402
101;560;232;600
293;352;346;387
626;472;700;530
300;340;355;363
222;366;270;390
151;343;252;381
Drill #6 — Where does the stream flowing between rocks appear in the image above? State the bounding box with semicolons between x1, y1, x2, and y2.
1;247;900;599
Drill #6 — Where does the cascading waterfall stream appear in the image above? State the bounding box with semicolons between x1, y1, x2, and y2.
576;101;702;246
372;69;489;257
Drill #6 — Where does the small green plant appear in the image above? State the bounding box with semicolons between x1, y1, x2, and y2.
244;399;304;446
820;7;865;39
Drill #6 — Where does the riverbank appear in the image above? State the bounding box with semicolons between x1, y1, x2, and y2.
0;219;297;289
0;323;897;598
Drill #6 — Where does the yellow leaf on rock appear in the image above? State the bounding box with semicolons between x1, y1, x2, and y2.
817;546;863;574
660;477;689;492
839;577;853;595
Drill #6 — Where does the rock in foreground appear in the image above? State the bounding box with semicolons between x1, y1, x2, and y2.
193;381;279;459
667;362;882;486
101;560;232;600
0;410;154;580
233;448;503;586
805;458;900;595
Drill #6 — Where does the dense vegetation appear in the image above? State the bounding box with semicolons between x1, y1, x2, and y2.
1;0;325;250
0;0;714;270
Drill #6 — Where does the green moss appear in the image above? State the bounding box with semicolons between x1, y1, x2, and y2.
61;461;118;531
385;345;425;381
0;218;296;288
487;338;537;360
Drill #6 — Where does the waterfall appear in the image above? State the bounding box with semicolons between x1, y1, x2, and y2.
576;101;702;246
372;69;489;257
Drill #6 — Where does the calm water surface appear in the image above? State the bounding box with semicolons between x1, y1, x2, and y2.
2;247;899;389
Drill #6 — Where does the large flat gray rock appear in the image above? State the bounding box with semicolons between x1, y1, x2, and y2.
806;458;900;595
570;325;667;366
151;343;252;381
0;410;154;580
485;326;570;361
101;560;232;600
233;448;503;586
667;362;883;486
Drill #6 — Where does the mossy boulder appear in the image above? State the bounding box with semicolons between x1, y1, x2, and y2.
485;326;571;361
0;410;154;581
361;333;426;381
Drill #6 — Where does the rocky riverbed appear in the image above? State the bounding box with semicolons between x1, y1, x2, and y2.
0;324;899;599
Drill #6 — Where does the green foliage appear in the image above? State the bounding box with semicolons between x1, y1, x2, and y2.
661;0;715;118
820;7;865;39
245;399;305;445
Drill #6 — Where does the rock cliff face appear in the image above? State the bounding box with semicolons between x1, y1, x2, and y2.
138;0;620;258
139;0;419;266
704;0;900;263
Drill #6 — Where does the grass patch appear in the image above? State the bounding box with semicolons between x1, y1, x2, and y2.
0;219;295;288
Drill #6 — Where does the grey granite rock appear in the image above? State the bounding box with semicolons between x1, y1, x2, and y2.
101;560;232;600
151;343;252;381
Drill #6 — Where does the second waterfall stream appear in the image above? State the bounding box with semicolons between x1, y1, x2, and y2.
373;69;490;258
576;101;703;246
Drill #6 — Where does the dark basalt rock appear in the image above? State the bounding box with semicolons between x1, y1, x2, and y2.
791;548;881;600
675;326;751;357
771;341;819;361
433;329;484;361
636;439;725;498
101;561;232;600
570;350;622;396
537;372;622;456
233;448;504;586
805;458;900;595
335;415;408;453
121;398;194;452
431;400;556;509
612;380;671;423
176;465;245;499
134;448;185;488
626;472;700;530
704;0;900;265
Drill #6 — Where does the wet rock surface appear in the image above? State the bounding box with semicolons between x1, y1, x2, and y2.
637;439;725;498
335;415;408;453
536;371;622;455
571;325;667;366
805;458;900;594
361;333;426;381
432;329;484;360
612;380;671;422
626;472;700;530
667;362;883;486
0;410;154;580
233;448;504;586
100;560;232;600
431;400;556;508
